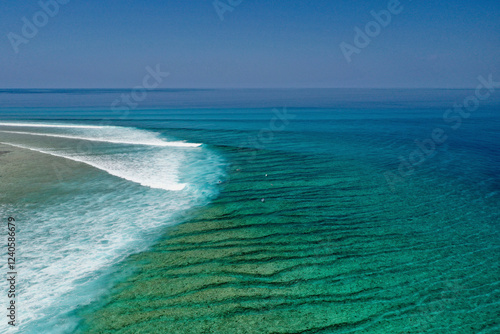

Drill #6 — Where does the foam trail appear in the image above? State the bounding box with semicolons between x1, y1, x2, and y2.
1;142;186;191
0;122;103;129
0;130;201;148
0;123;225;333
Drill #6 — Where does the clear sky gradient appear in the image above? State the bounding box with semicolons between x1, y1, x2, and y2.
0;0;499;88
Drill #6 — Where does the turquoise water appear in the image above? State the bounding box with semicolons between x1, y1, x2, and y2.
0;89;499;333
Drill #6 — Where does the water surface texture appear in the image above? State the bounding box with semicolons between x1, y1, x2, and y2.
0;89;498;333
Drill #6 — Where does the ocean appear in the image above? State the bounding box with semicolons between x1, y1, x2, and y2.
0;89;498;333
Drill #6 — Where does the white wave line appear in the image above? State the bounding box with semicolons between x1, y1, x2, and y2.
0;131;202;148
0;142;186;191
0;122;104;129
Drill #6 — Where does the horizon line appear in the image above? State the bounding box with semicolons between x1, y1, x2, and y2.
0;87;479;91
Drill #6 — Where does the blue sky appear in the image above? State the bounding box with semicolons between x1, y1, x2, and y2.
0;0;498;88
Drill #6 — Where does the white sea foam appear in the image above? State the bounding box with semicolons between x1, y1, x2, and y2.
0;122;103;129
0;123;224;333
0;123;204;190
0;130;201;147
8;187;207;332
1;142;187;191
